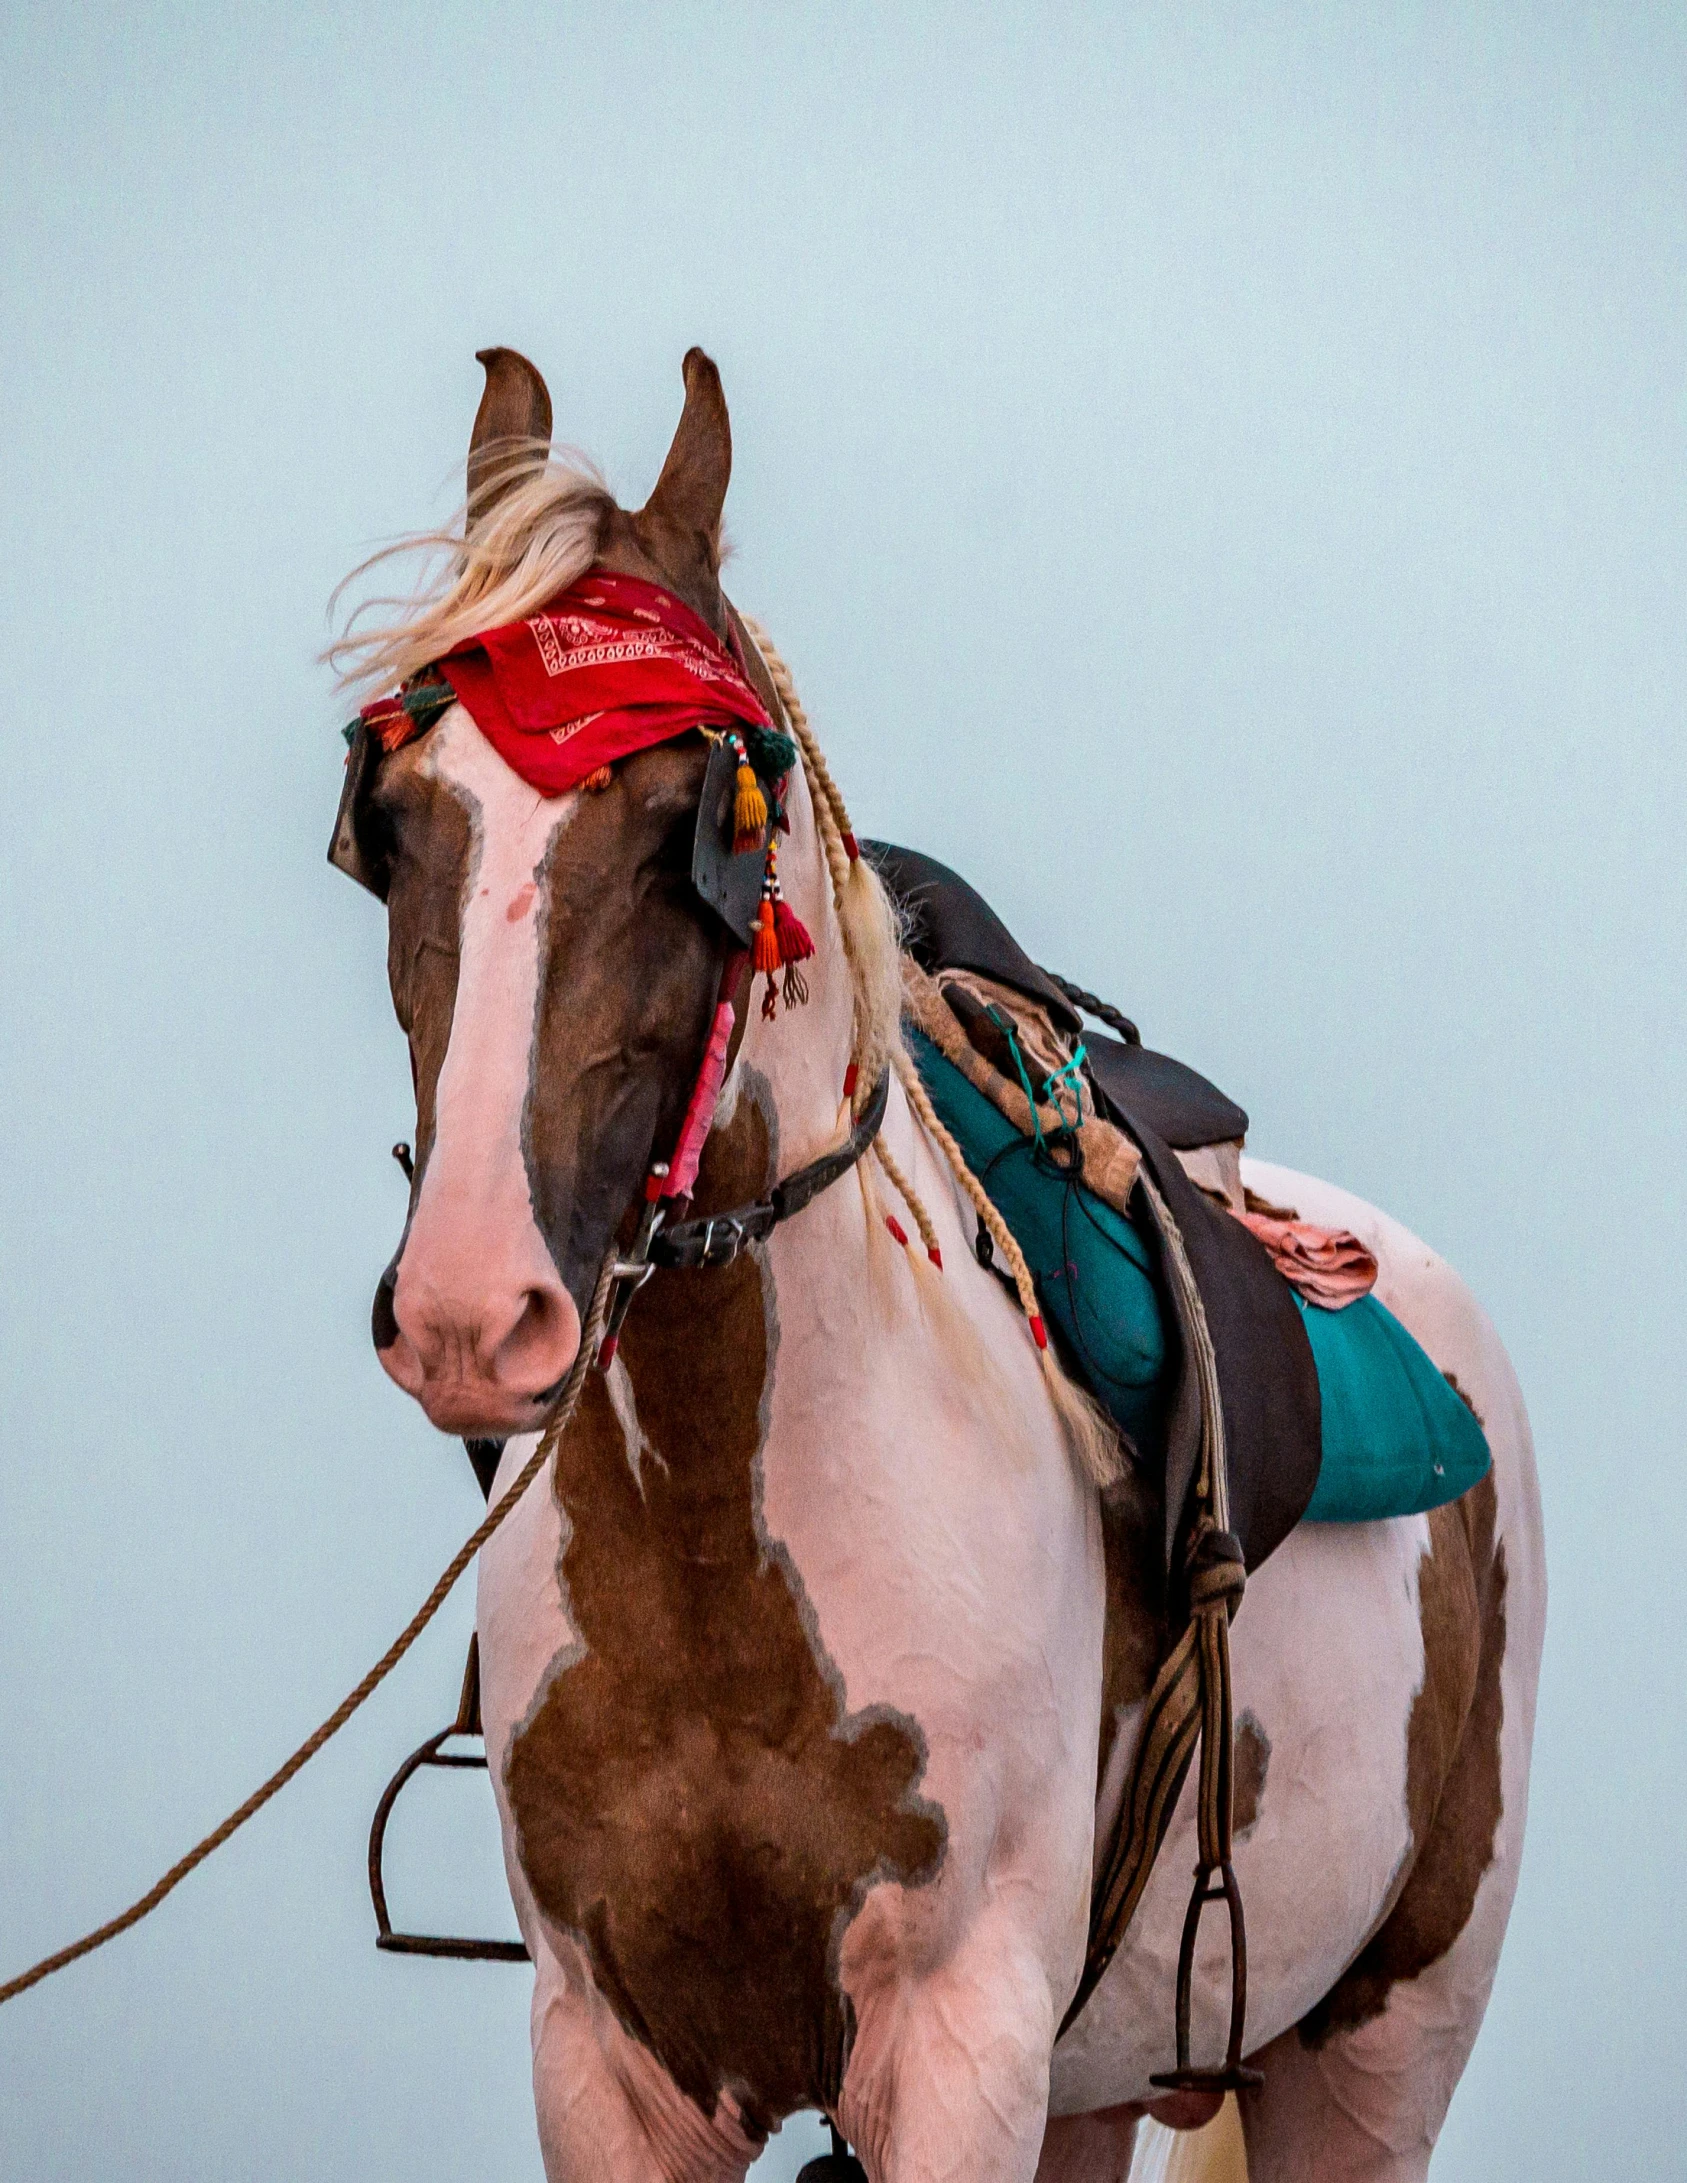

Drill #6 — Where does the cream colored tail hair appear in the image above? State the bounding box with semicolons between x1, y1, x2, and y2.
1131;2103;1249;2183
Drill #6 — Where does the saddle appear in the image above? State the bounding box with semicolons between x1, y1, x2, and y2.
865;841;1322;1577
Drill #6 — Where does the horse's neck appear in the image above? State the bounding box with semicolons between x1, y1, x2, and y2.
670;784;934;1425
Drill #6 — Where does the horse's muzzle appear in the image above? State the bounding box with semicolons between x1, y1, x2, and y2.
373;1253;582;1437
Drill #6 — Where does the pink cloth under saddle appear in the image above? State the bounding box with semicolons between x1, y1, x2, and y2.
1233;1209;1379;1311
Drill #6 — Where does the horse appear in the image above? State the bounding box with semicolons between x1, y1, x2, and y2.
329;345;1545;2183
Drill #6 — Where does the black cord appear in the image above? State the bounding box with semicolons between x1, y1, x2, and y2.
1041;970;1140;1047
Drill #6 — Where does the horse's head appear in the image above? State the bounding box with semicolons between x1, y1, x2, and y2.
335;349;773;1435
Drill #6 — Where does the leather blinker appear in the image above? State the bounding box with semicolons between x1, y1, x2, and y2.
689;732;767;947
328;718;391;900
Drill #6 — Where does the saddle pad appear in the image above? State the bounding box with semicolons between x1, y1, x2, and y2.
1297;1295;1491;1522
911;1031;1491;1525
908;1029;1167;1442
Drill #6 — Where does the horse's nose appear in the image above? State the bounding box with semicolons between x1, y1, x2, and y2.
376;1230;582;1435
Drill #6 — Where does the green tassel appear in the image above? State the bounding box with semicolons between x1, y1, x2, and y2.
743;724;798;780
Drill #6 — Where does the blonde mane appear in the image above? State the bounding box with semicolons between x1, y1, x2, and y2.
325;443;614;694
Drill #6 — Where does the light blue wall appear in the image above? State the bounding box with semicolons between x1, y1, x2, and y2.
2;7;1681;2177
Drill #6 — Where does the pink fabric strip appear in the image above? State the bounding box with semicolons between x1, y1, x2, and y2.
664;998;737;1201
1233;1211;1379;1310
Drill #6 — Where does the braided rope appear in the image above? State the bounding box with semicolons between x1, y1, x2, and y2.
872;1137;942;1263
0;1260;617;2010
1042;971;1140;1047
742;619;1086;1416
741;614;857;867
892;1048;1041;1326
740;616;893;1111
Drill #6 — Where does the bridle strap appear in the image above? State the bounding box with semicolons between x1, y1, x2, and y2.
649;1069;889;1271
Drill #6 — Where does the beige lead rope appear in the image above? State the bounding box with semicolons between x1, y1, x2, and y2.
0;619;877;2014
3;623;1163;2028
0;1260;617;2012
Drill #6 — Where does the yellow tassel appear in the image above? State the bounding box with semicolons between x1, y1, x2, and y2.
734;762;768;852
752;897;780;975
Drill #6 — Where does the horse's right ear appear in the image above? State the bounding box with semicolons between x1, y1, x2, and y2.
467;347;552;529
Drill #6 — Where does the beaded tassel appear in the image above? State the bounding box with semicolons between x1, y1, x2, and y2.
768;843;813;1006
730;732;768;853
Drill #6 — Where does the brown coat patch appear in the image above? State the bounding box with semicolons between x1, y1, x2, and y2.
1301;1474;1507;2044
1232;1712;1270;1841
504;1090;945;2133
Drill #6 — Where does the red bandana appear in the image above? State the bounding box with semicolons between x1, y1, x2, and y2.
362;570;773;794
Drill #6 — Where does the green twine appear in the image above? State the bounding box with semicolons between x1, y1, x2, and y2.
991;1010;1089;1158
1044;1045;1089;1131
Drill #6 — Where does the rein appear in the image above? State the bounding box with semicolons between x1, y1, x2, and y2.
4;609;1249;2096
0;1259;617;2011
0;622;888;2014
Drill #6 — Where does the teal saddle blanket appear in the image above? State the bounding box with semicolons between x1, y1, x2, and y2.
911;1031;1489;1524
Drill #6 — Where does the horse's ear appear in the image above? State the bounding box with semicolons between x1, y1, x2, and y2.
467;347;552;529
641;348;731;554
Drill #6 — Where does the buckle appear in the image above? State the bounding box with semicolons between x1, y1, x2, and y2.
598;1199;668;1366
696;1214;747;1267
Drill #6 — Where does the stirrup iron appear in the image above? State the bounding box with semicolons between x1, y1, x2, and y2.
367;1633;529;1963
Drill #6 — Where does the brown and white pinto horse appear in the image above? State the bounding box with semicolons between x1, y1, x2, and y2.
337;349;1545;2183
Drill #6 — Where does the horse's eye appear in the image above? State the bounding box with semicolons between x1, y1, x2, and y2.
654;808;696;879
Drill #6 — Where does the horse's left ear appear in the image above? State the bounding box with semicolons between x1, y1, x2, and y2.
641;348;731;557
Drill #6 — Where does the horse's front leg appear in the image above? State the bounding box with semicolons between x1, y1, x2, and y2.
526;1930;764;2183
838;1897;1071;2183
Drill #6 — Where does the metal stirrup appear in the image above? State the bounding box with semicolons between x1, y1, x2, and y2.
367;1634;529;1963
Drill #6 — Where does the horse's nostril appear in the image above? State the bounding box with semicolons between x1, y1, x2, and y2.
507;1287;560;1351
485;1283;579;1393
372;1268;400;1352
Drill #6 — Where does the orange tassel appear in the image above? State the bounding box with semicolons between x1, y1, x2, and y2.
733;759;767;854
582;765;613;792
752;897;780;976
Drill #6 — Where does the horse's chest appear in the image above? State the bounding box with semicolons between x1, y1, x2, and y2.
495;1268;944;2132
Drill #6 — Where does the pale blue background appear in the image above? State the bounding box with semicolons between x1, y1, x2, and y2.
2;7;1682;2178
